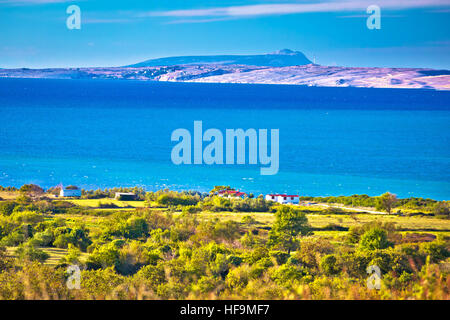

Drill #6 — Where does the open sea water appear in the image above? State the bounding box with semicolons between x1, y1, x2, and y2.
0;78;449;199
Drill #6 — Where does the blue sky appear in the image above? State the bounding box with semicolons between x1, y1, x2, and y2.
0;0;449;69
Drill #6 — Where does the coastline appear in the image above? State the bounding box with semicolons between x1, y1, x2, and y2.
1;63;450;91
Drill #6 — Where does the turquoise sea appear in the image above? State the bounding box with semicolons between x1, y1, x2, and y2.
0;78;449;199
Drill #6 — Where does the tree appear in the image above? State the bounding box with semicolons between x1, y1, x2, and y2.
46;186;62;196
209;186;232;195
420;241;449;263
434;202;449;217
121;217;148;239
359;227;391;251
0;246;14;271
268;206;311;253
376;192;398;214
53;226;91;250
0;201;16;216
320;254;340;275
270;263;307;286
241;215;256;225
294;238;334;269
15;244;49;263
135;264;166;289
19;184;44;197
63;244;82;264
86;243;121;269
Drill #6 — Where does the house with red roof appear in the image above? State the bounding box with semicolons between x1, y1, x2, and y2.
217;189;247;199
265;194;299;205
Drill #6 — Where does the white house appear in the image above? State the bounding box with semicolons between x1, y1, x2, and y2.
265;194;299;205
59;186;81;197
115;192;136;201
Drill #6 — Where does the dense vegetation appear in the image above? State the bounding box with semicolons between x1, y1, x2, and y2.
0;185;448;300
299;193;447;216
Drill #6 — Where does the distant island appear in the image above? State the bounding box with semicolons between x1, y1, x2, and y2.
1;49;449;90
126;49;312;68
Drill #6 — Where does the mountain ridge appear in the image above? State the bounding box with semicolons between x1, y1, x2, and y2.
126;49;312;68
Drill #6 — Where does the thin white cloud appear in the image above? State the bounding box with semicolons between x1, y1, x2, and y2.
145;0;450;19
164;17;238;25
83;18;135;24
0;0;78;5
428;8;450;13
338;14;404;18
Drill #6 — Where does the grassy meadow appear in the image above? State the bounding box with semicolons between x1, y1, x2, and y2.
0;185;449;300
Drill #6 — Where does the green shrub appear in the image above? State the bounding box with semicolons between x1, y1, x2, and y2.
182;205;201;214
270;264;307;287
270;250;290;265
156;193;199;207
320;254;340;275
121;217;148;239
10;211;43;224
225;265;250;290
30;229;54;247
420;241;449;263
434;202;449;218
53;227;91;250
98;202;120;209
80;267;125;298
86;243;121;270
0;201;16;216
359;228;392;251
135;264;166;288
15;244;49;263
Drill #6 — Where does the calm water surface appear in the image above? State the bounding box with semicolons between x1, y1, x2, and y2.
0;78;449;199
